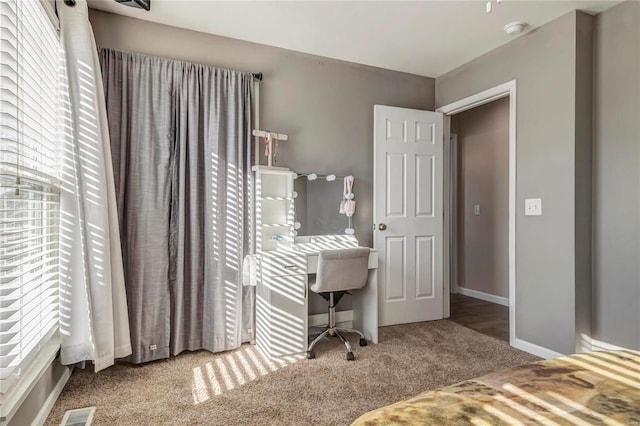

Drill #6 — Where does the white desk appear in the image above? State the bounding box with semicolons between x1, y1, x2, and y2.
256;241;378;361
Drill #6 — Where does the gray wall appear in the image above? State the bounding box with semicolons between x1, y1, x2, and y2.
88;9;435;248
437;11;593;355
592;0;640;350
452;98;510;299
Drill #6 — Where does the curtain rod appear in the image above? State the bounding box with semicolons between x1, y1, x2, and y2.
61;0;262;83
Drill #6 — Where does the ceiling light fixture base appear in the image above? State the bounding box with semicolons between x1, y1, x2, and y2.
504;21;527;36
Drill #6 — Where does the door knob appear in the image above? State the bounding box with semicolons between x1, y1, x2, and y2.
378;223;387;231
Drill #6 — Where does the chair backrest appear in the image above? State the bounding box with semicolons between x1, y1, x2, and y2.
312;248;371;293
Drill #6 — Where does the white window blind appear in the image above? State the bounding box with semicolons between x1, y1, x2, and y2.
0;0;62;393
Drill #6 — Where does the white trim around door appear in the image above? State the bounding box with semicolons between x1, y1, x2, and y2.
437;80;517;347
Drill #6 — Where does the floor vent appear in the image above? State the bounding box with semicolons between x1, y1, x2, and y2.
60;407;96;426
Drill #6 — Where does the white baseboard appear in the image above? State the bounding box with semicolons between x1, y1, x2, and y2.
457;287;509;307
308;310;354;327
512;338;564;360
32;365;72;426
580;335;631;352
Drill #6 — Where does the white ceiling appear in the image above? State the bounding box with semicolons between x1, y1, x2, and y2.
87;0;620;77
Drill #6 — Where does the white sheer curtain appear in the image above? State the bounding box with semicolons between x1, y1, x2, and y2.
56;0;131;371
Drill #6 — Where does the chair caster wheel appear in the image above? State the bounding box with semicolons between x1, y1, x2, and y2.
359;338;368;347
347;352;355;361
306;351;315;359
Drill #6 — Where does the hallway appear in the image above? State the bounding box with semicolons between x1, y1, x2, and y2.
449;293;509;342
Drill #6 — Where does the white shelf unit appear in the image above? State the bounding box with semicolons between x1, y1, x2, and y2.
253;166;308;361
254;167;295;252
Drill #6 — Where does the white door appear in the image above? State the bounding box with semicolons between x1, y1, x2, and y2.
374;105;444;326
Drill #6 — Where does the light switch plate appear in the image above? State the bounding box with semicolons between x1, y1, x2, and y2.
525;198;542;216
473;204;480;216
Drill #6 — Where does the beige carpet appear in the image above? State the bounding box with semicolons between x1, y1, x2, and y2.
46;320;538;426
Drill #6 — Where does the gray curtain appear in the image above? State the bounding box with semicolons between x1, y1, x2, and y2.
99;48;255;363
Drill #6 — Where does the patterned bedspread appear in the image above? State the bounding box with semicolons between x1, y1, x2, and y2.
353;350;640;425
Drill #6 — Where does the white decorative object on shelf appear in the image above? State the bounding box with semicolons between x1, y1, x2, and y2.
339;175;356;217
253;129;288;167
325;174;336;182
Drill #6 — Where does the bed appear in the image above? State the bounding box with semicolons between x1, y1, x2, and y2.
353;350;640;425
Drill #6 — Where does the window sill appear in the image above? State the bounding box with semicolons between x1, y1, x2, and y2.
0;336;62;425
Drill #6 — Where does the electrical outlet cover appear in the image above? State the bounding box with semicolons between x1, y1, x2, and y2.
525;198;542;216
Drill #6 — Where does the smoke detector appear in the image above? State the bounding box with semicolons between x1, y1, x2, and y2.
504;21;527;36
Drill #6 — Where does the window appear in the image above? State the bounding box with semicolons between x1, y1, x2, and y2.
0;0;62;392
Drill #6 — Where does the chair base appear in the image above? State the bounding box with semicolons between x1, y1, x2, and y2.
307;293;368;360
307;327;366;360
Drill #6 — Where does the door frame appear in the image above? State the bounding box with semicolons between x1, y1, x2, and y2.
448;132;458;296
436;80;517;346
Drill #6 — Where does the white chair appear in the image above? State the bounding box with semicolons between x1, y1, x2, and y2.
307;248;370;361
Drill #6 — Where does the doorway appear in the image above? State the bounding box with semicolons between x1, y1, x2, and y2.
437;80;516;345
449;97;510;341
